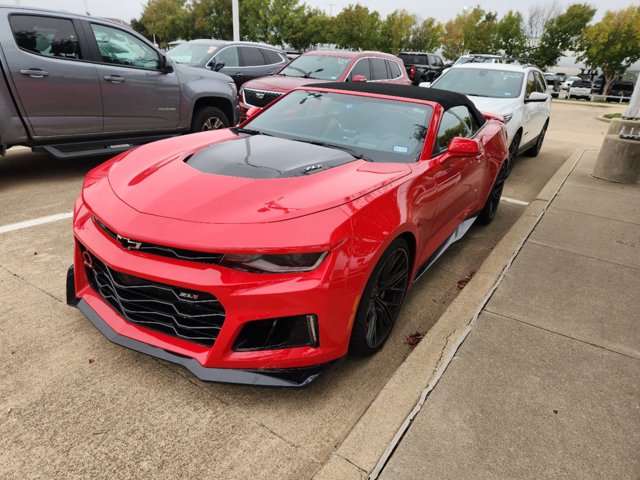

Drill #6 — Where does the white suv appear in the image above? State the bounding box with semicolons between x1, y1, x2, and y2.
424;63;551;175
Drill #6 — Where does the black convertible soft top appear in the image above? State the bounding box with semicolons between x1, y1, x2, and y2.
309;82;486;127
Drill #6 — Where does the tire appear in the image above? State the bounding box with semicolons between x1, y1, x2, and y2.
477;160;508;225
191;106;230;133
524;120;548;157
349;238;410;356
505;130;521;178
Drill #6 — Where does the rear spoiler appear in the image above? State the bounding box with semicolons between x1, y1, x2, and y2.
482;112;504;123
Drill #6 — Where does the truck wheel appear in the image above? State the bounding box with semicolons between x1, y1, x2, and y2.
191;106;229;132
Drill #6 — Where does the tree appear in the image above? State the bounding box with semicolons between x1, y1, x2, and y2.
496;11;526;57
284;8;333;51
381;10;417;54
137;0;192;45
333;4;382;51
578;7;640;95
532;3;596;69
440;7;499;60
408;18;443;52
524;2;561;54
191;0;232;40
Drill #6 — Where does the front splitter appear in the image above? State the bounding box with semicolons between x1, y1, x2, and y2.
73;297;335;388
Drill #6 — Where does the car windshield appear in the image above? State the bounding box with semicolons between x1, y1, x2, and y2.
244;90;433;163
167;43;218;66
279;55;351;80
432;68;524;98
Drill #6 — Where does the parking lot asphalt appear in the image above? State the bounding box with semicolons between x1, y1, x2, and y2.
0;101;627;479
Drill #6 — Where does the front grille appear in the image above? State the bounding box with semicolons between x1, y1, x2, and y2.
93;217;223;265
82;246;225;347
243;88;283;108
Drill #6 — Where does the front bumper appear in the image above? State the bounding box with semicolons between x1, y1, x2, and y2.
67;270;333;387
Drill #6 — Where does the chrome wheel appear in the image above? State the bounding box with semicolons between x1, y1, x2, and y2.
202;116;225;131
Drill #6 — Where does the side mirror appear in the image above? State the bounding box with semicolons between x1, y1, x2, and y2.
160;54;173;74
210;62;225;72
352;74;367;82
245;106;262;120
525;91;549;103
447;137;480;156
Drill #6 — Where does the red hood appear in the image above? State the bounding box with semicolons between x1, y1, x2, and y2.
105;131;411;225
243;75;330;93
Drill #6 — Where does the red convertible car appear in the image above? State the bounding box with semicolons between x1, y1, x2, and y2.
67;83;508;387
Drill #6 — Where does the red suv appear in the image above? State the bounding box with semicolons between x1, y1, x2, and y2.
239;50;410;115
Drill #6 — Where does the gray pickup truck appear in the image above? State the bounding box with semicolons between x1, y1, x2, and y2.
0;6;239;158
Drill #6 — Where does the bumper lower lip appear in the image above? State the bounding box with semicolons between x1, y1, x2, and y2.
68;267;335;387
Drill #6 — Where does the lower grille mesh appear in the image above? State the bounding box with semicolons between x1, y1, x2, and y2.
82;246;225;347
243;88;283;108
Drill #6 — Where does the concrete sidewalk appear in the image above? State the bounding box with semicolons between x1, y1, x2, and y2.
378;150;640;479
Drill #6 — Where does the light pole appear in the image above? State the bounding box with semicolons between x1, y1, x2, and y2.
232;0;239;41
624;74;639;119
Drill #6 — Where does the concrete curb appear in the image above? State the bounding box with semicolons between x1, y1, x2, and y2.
313;148;587;480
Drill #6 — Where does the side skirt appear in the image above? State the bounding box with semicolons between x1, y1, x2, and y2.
412;216;477;284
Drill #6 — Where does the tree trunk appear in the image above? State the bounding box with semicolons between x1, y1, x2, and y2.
603;75;617;96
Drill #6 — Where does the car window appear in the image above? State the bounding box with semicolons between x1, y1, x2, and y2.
214;46;239;67
370;58;388;80
10;14;82;59
534;72;546;93
167;42;217;66
262;48;284;65
349;58;371;81
280;54;350;80
434;106;473;154
433;68;524;98
526;72;535;96
387;60;402;78
91;24;159;69
239;46;265;67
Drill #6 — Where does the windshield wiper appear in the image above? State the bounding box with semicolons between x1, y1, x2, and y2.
294;139;372;162
233;127;271;136
302;68;324;78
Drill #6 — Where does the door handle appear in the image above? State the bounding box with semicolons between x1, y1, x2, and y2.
104;75;125;83
235;73;245;77
20;69;49;78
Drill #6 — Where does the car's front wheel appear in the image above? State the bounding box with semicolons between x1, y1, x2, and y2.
349;238;410;356
524;120;548;157
191;106;230;133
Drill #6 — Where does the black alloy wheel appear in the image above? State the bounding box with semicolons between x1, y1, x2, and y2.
349;238;410;356
505;130;521;177
524;120;548;157
477;160;508;225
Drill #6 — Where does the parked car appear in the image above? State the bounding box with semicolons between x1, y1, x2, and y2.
166;39;288;88
0;6;239;159
605;80;634;101
426;63;551;175
543;72;560;97
568;79;592;100
398;51;445;84
453;54;504;66
561;76;582;90
239;50;410;116
67;82;509;387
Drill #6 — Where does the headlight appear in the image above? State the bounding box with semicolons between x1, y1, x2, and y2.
503;113;513;124
220;252;328;273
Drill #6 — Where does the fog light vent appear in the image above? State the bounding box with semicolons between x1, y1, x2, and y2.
233;314;319;351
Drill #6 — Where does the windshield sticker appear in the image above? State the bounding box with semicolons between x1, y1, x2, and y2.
337;58;350;64
393;145;409;153
207;46;216;54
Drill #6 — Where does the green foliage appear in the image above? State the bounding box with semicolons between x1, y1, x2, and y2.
408;18;442;53
285;8;332;51
333;4;382;51
381;10;417;54
137;0;192;45
191;0;232;40
441;7;500;60
532;3;596;69
496;11;526;57
578;7;640;94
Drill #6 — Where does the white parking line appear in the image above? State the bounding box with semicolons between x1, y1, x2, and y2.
0;212;73;234
501;196;530;206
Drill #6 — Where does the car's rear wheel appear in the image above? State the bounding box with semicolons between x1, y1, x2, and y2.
191;106;230;133
524;120;548;157
477;160;508;225
349;238;410;356
505;130;521;177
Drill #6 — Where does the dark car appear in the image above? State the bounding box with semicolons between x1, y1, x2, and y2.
398;52;445;85
606;80;634;101
167;39;288;88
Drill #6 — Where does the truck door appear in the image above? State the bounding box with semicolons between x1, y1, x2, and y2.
85;22;180;134
6;14;102;137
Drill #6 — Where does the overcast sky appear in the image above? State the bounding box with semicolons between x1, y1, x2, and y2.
12;0;639;24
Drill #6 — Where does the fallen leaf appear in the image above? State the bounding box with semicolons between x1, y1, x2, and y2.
457;271;476;289
404;331;425;347
88;358;95;365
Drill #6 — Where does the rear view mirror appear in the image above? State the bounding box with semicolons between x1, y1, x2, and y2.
447;137;480;156
352;75;367;82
